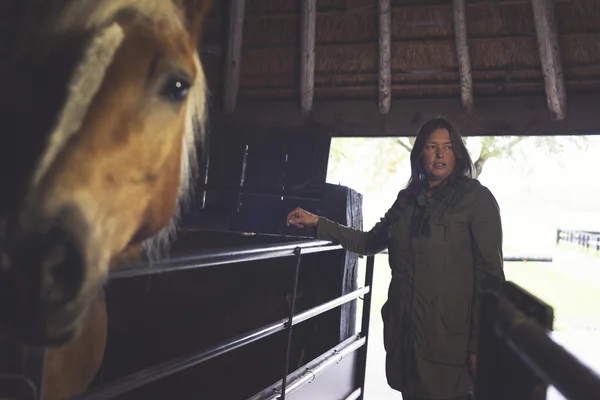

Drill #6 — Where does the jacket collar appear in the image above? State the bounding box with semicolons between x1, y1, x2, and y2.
415;177;469;208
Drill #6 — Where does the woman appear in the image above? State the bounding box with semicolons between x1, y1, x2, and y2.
286;117;505;400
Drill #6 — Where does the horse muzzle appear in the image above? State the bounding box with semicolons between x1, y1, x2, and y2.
0;206;94;346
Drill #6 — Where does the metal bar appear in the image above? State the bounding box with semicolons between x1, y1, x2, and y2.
452;0;473;112
236;144;249;212
300;0;316;114
281;248;302;400
0;374;37;400
531;0;567;120
378;0;392;114
277;337;365;398
73;287;369;400
223;0;245;113
0;343;45;400
497;298;600;400
109;240;341;279
198;184;323;201
249;335;366;400
23;347;45;400
504;256;552;262
289;287;370;326
356;255;375;398
379;250;552;262
198;140;210;209
345;388;362;400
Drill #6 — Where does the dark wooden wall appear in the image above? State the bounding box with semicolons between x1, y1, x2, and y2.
185;121;363;341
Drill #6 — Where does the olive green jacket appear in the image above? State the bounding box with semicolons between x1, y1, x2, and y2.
316;178;505;398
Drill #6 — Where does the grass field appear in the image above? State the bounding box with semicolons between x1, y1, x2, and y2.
504;250;600;331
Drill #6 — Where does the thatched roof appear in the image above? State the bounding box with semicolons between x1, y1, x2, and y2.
2;0;598;136
202;0;600;101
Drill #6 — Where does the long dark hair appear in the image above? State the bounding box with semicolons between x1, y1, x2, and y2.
405;117;474;196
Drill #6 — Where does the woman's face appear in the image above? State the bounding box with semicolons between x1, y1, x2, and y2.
421;128;456;185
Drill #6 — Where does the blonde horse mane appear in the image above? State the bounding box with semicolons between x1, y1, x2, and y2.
52;0;208;263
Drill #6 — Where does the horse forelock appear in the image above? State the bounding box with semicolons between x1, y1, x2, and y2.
32;23;126;188
56;0;187;33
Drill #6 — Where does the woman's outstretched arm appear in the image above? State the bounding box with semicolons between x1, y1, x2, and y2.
287;193;405;256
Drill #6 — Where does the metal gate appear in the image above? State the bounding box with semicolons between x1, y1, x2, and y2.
69;240;375;400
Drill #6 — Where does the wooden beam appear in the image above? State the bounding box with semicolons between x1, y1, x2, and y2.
208;0;571;21
531;0;567;120
223;0;245;114
378;0;392;114
300;0;316;115
452;0;473;112
215;95;600;137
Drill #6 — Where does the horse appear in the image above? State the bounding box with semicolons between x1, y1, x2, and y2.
0;0;212;398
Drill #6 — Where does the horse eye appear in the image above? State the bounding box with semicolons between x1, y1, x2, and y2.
160;76;191;102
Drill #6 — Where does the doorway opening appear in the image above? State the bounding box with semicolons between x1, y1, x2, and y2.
326;135;600;400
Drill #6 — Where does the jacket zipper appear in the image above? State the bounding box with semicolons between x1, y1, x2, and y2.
407;209;425;391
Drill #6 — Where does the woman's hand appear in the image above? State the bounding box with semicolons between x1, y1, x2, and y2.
286;208;319;228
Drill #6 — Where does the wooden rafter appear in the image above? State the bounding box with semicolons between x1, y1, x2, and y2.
453;0;473;112
221;94;600;138
224;0;245;114
300;0;316;115
531;0;567;120
378;0;392;114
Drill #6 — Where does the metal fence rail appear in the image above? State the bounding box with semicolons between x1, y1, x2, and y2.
249;334;367;400
65;239;370;400
557;228;600;253
377;250;553;263
198;184;324;202
73;287;369;400
1;238;351;400
110;239;341;279
0;345;45;400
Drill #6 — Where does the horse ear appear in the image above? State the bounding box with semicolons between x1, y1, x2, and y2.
179;0;212;43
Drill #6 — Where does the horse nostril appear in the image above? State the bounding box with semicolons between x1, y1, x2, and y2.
8;224;85;311
39;239;83;306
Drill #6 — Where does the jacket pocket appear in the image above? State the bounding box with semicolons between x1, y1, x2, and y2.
381;300;401;354
381;301;393;352
443;221;472;257
417;300;470;366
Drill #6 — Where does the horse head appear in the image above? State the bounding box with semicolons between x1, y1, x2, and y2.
0;0;211;346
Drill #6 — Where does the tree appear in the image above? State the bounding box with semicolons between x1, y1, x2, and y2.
328;137;411;194
469;136;527;178
393;136;590;178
